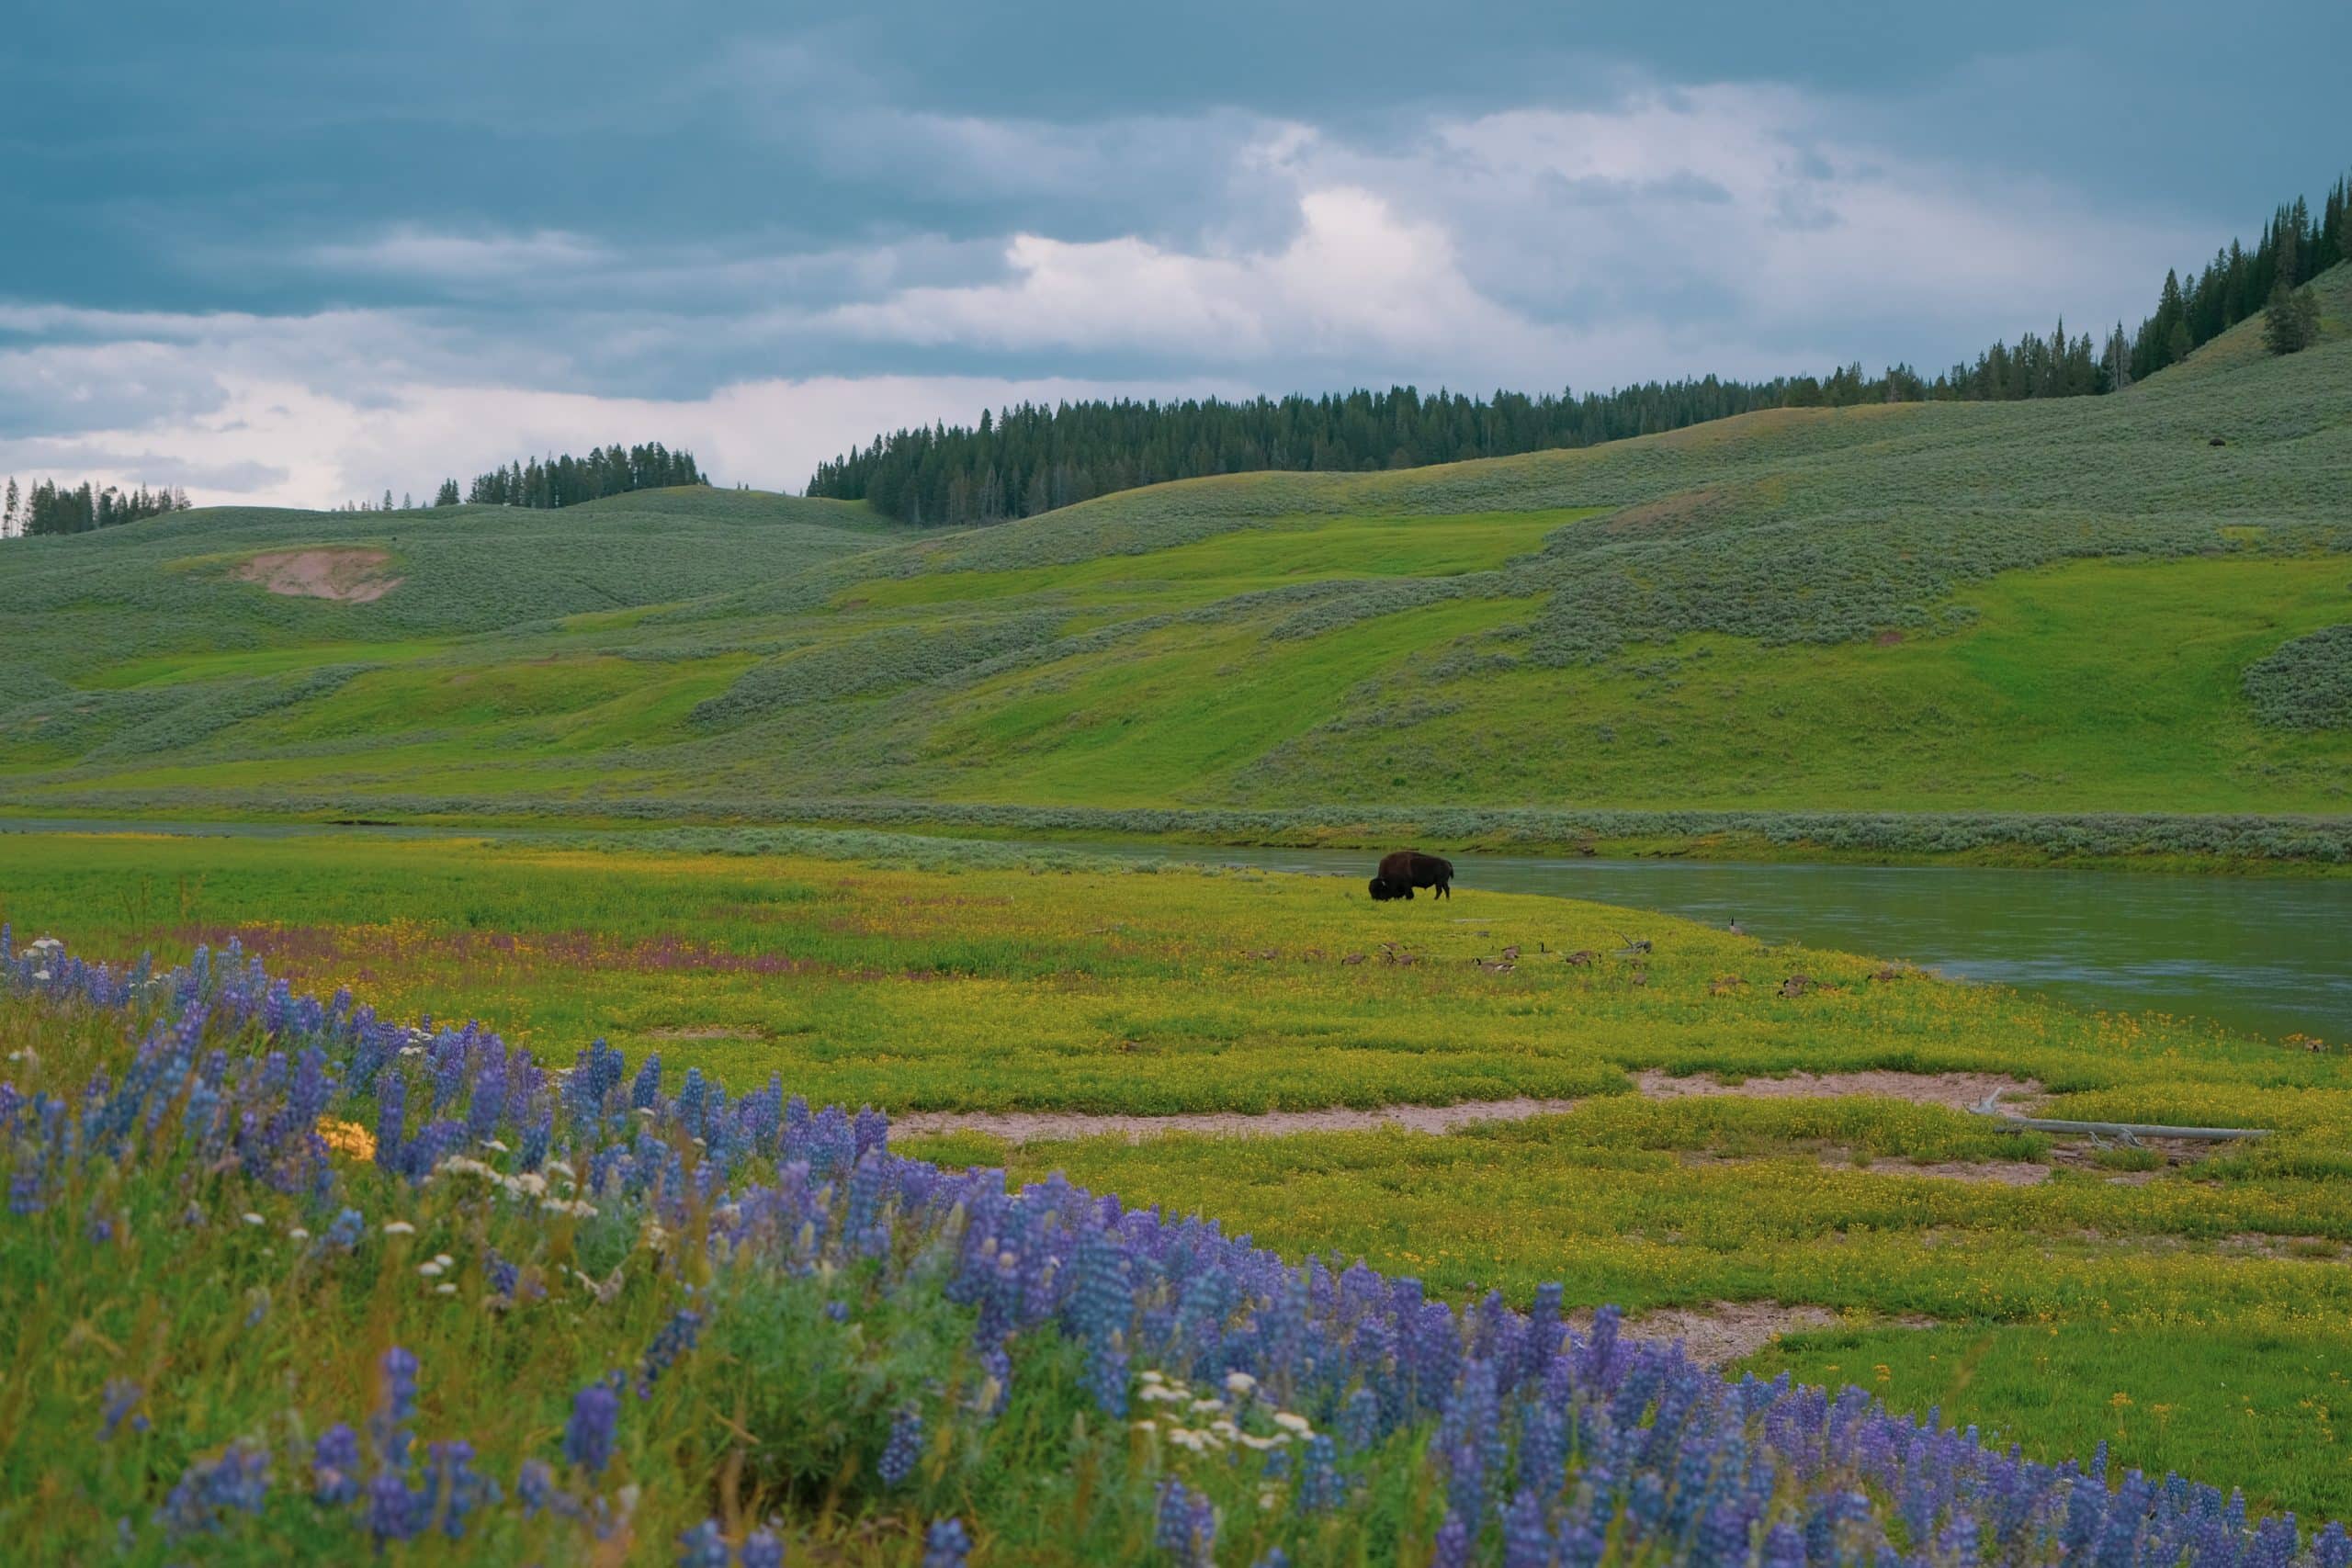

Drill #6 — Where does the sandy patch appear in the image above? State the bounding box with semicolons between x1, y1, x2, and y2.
234;547;402;603
891;1097;1585;1145
1566;1302;1841;1368
1634;1068;2041;1111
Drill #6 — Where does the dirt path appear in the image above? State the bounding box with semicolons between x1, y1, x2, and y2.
894;1068;2045;1146
1633;1067;2038;1111
891;1096;1586;1144
234;548;401;603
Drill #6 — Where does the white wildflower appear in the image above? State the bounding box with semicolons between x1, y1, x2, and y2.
287;1227;310;1241
1273;1412;1313;1436
383;1221;415;1235
1224;1371;1258;1396
432;1253;453;1268
434;1283;457;1296
418;1261;444;1278
241;1213;266;1226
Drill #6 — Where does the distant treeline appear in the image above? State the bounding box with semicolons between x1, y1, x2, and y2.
1;477;191;537
809;174;2350;526
435;442;706;509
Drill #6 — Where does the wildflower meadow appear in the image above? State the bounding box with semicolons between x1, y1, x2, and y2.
8;909;2352;1562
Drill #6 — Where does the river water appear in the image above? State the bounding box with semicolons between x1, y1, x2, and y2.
6;819;2346;1044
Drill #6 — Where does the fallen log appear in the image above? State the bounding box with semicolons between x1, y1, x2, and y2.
1969;1107;2270;1141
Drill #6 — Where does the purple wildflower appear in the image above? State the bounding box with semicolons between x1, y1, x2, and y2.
312;1423;362;1505
922;1517;971;1568
566;1382;620;1474
677;1517;729;1567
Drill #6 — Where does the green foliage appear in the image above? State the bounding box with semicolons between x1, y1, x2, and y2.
2244;626;2352;731
462;440;705;507
2265;282;2324;355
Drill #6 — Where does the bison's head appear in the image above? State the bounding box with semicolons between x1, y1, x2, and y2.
1367;877;1394;901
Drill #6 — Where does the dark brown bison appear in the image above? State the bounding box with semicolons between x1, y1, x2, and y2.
1368;850;1453;901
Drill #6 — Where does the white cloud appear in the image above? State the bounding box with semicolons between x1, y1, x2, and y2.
823;186;1533;367
2;81;2218;508
309;227;607;280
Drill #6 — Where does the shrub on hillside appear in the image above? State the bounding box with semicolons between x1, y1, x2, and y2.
2244;625;2352;730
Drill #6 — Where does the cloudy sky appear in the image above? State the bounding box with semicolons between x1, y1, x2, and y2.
4;1;2345;508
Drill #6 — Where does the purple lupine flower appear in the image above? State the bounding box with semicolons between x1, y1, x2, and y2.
371;1346;420;1470
1501;1488;1555;1568
428;1438;497;1540
1296;1433;1346;1514
374;1071;408;1173
516;1458;556;1517
312;1423;362;1505
922;1517;971;1568
367;1469;426;1545
322;1207;365;1251
1430;1510;1474;1568
566;1382;620;1474
156;1440;271;1535
677;1517;729;1567
1156;1480;1216;1568
741;1528;786;1568
638;1308;705;1398
880;1404;924;1487
98;1378;145;1441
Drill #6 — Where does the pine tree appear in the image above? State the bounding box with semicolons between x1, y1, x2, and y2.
435;479;461;506
2263;282;2322;355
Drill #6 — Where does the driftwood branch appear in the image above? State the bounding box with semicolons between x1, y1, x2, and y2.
1969;1092;2270;1141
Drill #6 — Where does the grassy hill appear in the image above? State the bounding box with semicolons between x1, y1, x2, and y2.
3;267;2348;858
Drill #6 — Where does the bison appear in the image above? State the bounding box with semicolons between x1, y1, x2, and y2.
1368;850;1454;902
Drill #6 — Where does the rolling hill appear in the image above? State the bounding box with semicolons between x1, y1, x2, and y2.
3;266;2348;861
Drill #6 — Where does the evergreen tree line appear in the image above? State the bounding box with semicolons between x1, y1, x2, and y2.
808;173;2349;527
1;477;191;537
444;443;706;509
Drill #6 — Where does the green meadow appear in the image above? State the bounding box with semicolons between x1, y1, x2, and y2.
2;268;2347;861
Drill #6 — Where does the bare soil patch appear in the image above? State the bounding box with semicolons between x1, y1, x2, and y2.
234;548;401;603
896;1069;2050;1148
1634;1068;2041;1111
1566;1302;1841;1367
891;1097;1585;1145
